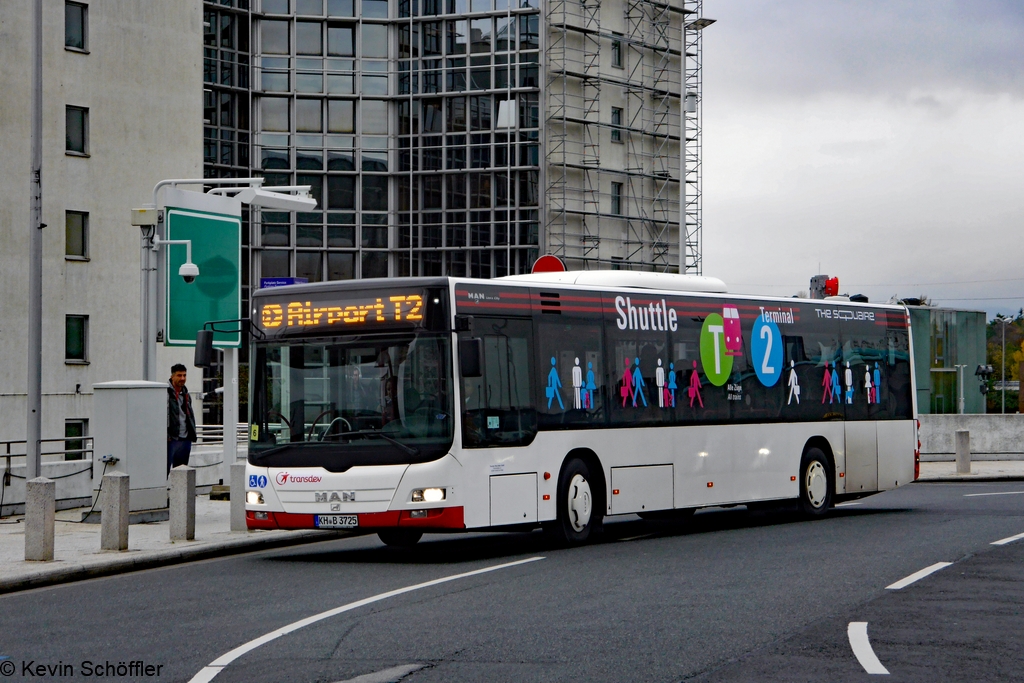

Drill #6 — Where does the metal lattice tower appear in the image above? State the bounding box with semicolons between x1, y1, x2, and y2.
681;0;704;275
545;0;699;271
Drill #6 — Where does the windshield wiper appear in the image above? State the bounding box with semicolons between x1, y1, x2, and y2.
328;429;420;456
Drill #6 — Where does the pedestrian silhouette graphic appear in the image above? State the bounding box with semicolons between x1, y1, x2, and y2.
864;364;873;405
585;361;596;409
830;362;842;405
572;357;583;409
689;360;703;408
844;361;854;404
787;360;800;405
621;357;633;407
873;362;881;404
631;357;647;407
822;361;833;404
546;356;564;409
656;359;666;408
667;362;677;408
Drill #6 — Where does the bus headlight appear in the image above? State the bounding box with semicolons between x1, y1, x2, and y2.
246;491;265;505
411;487;445;503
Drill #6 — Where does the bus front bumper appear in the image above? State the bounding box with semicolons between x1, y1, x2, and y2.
246;506;465;531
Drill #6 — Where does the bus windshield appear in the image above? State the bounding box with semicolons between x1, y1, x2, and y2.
249;333;454;470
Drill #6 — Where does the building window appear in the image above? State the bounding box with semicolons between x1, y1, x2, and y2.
66;106;89;154
611;36;623;68
611;107;622;143
66;210;88;258
65;315;88;362
65;2;87;51
611;182;623;215
65;419;88;461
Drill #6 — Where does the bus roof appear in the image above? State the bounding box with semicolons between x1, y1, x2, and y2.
499;270;729;293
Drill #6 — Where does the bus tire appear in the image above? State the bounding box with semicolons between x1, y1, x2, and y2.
546;458;599;545
798;447;833;517
377;529;423;547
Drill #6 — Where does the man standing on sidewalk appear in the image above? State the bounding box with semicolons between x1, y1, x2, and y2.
167;363;197;474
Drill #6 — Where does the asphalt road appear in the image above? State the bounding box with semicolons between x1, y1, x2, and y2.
1;481;1022;683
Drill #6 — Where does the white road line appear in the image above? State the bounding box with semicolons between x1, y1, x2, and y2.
885;562;952;590
333;663;428;683
835;501;862;507
963;491;1024;497
847;622;889;675
187;556;544;683
992;532;1024;546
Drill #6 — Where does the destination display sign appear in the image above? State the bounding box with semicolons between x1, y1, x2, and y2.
258;291;425;332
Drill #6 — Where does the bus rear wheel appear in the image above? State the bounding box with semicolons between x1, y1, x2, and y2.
545;458;600;545
798;447;834;517
377;529;423;547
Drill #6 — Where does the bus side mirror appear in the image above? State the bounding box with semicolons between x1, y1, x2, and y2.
194;329;215;368
459;338;483;378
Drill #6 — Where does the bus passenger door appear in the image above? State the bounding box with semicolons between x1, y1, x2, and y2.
845;422;877;493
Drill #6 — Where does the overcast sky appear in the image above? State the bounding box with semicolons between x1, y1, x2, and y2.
701;0;1024;319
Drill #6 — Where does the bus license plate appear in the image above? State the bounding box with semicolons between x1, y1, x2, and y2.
315;514;358;529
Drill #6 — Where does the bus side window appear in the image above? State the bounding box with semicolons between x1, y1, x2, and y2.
536;319;604;427
460;317;537;448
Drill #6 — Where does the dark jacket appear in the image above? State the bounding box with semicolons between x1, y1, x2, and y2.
168;382;198;442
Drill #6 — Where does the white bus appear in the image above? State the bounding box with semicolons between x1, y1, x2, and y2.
244;272;918;545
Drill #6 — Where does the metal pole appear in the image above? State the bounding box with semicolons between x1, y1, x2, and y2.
679;31;687;274
1001;318;1006;414
26;0;44;480
221;347;238;488
955;364;966;414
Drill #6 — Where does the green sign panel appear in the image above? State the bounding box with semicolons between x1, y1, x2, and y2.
165;205;241;347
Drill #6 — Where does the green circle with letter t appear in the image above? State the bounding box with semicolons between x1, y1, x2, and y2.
700;313;733;386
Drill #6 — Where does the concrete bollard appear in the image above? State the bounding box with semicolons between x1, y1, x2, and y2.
100;472;130;551
169;465;196;541
230;461;247;532
25;477;55;561
955;429;971;475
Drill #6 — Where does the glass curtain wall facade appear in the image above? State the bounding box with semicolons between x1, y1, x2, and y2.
251;0;541;282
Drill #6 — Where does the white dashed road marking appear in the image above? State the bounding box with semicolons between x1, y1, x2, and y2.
187;557;545;683
963;491;1024;498
847;622;889;675
835;501;862;507
885;562;952;590
991;532;1024;546
333;663;429;683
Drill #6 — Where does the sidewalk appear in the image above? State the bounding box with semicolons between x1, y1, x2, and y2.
0;496;347;595
917;459;1024;482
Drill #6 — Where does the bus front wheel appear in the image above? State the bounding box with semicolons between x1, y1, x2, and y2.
798;447;834;517
546;458;600;545
377;529;423;547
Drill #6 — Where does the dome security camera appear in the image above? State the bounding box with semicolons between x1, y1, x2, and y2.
179;262;199;284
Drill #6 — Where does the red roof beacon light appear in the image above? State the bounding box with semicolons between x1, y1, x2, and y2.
824;277;840;297
532;254;567;274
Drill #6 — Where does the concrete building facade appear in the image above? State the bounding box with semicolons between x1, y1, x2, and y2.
0;1;204;445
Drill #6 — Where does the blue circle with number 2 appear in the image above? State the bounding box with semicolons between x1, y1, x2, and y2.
751;317;783;387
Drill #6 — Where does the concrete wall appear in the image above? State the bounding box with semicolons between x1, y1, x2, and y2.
0;1;204;443
919;414;1024;460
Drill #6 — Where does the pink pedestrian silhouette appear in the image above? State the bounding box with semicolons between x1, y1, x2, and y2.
688;360;703;408
821;361;833;404
620;357;633;407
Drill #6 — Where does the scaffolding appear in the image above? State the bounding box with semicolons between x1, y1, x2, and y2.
545;0;700;272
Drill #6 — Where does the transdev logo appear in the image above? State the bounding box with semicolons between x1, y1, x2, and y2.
276;472;322;485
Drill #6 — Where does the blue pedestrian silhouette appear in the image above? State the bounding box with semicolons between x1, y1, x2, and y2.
667;362;677;407
873;363;881;402
585;362;596;409
631;357;647;407
546;356;564;409
830;362;841;403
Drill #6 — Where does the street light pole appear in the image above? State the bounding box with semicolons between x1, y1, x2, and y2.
26;0;44;480
955;364;967;414
1001;316;1007;414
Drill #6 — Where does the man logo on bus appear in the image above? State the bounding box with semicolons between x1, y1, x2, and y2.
546;357;564;410
699;313;733;386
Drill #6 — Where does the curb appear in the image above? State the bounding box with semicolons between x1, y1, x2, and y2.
0;529;354;596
